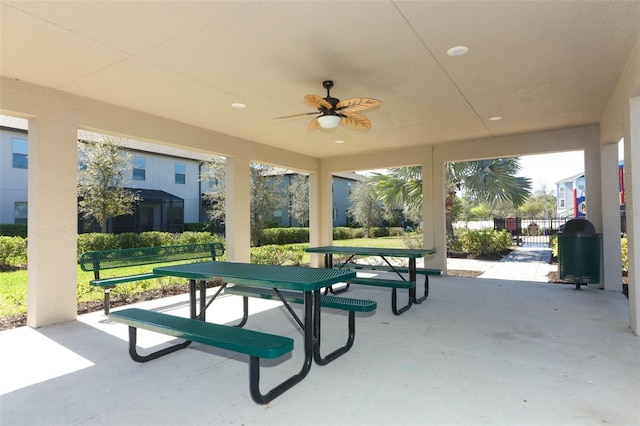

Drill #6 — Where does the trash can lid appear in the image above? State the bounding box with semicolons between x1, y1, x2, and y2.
560;218;596;237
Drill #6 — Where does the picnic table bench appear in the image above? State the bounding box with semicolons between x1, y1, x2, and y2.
79;242;225;314
109;308;294;404
224;285;376;365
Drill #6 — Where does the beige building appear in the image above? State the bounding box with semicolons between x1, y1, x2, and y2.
0;2;639;335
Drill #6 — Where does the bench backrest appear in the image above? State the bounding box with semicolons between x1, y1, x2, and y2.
79;242;225;273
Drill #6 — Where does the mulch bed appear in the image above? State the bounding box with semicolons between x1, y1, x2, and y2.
0;283;194;331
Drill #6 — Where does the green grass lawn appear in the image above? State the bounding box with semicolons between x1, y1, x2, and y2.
0;237;410;318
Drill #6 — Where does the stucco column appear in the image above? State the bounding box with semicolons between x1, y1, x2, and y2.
421;147;447;270
308;165;333;268
225;155;251;262
423;153;447;271
624;96;640;335
600;142;623;292
584;139;604;287
27;117;78;327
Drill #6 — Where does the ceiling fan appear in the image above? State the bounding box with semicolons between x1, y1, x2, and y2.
275;80;381;129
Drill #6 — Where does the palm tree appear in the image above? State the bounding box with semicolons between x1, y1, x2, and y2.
369;158;532;234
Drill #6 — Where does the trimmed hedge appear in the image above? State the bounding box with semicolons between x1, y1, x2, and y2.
460;229;512;257
0;224;27;238
0;236;27;270
250;244;304;265
261;227;309;245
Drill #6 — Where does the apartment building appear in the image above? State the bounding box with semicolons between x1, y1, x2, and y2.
1;120;360;231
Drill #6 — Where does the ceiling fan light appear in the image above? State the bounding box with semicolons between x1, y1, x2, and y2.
317;115;341;129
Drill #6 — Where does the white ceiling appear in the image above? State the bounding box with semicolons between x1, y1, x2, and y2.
1;1;639;159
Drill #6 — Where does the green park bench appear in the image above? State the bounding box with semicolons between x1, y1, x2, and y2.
80;242;225;314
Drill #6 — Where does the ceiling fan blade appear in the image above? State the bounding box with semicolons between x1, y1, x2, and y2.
340;111;372;129
274;111;319;119
336;97;381;113
304;94;332;110
308;117;320;129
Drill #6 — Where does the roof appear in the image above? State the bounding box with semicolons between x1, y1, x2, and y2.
2;2;638;159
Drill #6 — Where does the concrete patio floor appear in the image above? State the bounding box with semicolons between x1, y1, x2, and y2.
1;273;638;426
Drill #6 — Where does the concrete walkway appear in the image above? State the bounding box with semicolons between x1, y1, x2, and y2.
447;244;554;282
2;274;637;425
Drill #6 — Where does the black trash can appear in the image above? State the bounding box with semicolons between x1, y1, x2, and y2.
558;218;601;289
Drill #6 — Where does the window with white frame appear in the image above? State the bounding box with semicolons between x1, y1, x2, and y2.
12;138;28;169
175;162;186;184
133;156;146;180
14;202;27;224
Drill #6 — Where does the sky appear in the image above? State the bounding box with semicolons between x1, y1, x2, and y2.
518;151;585;193
518;141;624;193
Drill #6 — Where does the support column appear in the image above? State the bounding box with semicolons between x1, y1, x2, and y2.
308;166;333;268
225;155;251;262
624;96;640;335
600;142;623;292
423;151;447;271
27;117;78;327
584;139;603;287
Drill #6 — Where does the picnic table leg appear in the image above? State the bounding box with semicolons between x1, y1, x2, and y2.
380;256;413;315
327;253;351;295
410;258;429;304
313;290;355;365
189;279;197;319
249;290;313;404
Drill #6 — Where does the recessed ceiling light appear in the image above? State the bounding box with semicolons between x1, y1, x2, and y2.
334;140;344;144
231;103;246;109
447;46;469;57
489;116;503;121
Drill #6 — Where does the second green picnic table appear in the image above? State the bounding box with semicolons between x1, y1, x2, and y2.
305;245;437;314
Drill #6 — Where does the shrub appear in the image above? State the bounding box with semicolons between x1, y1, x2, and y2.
77;233;118;254
250;244;304;265
261;228;309;245
117;232;141;249
622;237;628;273
176;231;218;245
0;224;27;238
333;227;354;240
371;227;389;237
138;231;174;247
0;236;27;270
446;231;465;255
460;229;511;257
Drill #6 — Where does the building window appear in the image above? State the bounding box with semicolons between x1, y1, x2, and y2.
14;202;27;224
175;162;186;184
12;138;28;169
333;209;338;220
133;156;146;180
560;200;565;208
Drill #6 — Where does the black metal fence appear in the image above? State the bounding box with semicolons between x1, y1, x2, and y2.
494;217;572;247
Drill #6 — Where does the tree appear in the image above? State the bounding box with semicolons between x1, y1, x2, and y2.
250;163;286;245
347;182;382;237
287;174;309;226
518;186;556;218
201;157;226;225
368;167;422;225
369;158;532;235
201;160;286;246
77;136;140;232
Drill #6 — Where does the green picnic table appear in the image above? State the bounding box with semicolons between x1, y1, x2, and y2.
306;246;437;314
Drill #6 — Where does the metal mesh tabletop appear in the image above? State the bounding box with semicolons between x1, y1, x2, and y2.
153;261;355;291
